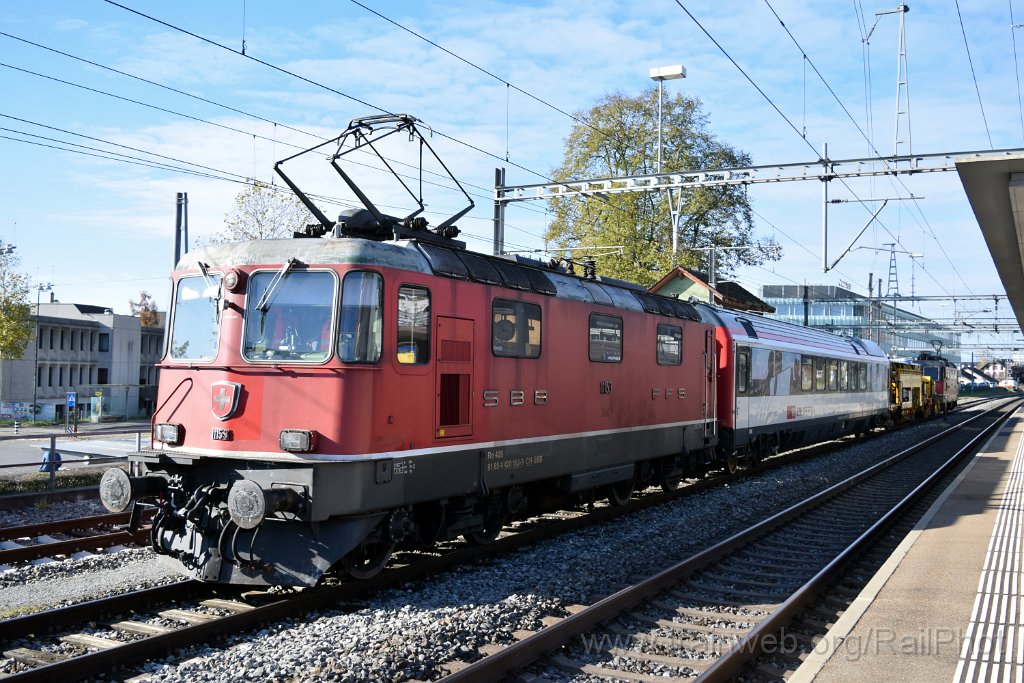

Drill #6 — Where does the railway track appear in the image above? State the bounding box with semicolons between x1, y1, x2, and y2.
435;397;1021;682
0;512;150;565
0;399;997;681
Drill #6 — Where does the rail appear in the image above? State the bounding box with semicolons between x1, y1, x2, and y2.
436;397;1022;681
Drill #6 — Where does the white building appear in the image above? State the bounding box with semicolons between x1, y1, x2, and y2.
0;302;164;421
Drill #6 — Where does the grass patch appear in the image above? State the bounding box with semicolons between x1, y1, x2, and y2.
0;468;107;494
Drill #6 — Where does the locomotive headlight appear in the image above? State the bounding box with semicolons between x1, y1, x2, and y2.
154;422;183;446
279;429;316;453
223;268;245;293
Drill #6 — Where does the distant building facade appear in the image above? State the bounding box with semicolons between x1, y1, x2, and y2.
760;285;960;362
0;303;164;421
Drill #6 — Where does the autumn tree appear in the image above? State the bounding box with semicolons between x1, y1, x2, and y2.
545;88;779;286
0;249;33;360
212;179;316;243
129;291;160;327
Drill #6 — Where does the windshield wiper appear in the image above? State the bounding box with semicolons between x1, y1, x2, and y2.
197;261;223;318
255;258;298;313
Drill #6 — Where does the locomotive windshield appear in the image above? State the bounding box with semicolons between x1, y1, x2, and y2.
169;275;222;361
243;270;335;362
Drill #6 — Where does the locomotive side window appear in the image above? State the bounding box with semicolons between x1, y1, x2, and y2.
169;274;222;361
492;299;541;358
397;286;431;364
589;314;622;363
656;324;682;365
338;271;383;363
243;270;336;363
800;355;813;392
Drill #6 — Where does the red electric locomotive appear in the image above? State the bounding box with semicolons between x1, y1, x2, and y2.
912;352;959;412
100;116;718;586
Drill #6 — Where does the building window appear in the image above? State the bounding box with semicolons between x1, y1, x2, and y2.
98;334;109;352
38;328;43;349
60;330;65;350
48;367;53;387
79;366;84;384
98;368;108;384
37;366;43;388
89;367;94;384
49;329;54;350
59;366;64;386
71;330;77;350
90;333;95;351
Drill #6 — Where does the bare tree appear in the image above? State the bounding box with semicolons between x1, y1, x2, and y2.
212;180;315;243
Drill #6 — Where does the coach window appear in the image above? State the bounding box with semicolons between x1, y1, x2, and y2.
337;271;382;363
589;314;622;363
656;323;682;365
397;286;430;364
492;299;541;358
169;274;222;361
814;357;826;392
801;356;814;392
828;359;839;391
243;270;337;363
839;360;849;391
858;363;868;391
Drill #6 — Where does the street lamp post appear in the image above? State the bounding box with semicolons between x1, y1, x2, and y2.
649;65;686;173
32;282;52;423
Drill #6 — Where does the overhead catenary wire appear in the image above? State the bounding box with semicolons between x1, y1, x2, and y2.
956;0;995;149
102;0;555;183
759;0;971;298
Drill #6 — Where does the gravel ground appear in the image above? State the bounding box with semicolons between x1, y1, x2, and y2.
0;402;994;681
0;498;108;528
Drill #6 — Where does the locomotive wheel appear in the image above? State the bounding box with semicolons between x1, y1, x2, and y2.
464;517;504;545
606;480;634;507
346;540;395;580
726;455;741;475
659;469;683;493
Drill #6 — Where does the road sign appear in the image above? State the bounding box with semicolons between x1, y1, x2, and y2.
66;392;76;407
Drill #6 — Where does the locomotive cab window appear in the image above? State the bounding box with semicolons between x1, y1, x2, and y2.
169;274;222;361
492;299;541;358
397;286;430;364
589;314;622;363
243;270;336;363
338;271;383;363
656;323;682;365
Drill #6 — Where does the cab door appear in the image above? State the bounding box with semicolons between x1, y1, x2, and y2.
435;316;474;438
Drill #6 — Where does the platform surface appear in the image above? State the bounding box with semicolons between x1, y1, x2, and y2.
792;410;1024;683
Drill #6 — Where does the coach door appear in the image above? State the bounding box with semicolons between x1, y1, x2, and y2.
703;329;716;438
734;344;750;437
435;316;474;438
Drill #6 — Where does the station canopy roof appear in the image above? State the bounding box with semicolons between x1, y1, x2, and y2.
956;153;1024;332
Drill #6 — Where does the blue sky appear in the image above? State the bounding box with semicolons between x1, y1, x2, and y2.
1;1;1020;353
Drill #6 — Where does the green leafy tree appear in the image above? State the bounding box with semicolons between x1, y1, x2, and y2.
212;179;315;243
129;290;160;327
545;88;779;286
0;250;32;361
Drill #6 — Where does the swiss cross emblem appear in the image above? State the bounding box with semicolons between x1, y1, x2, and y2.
211;381;242;421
